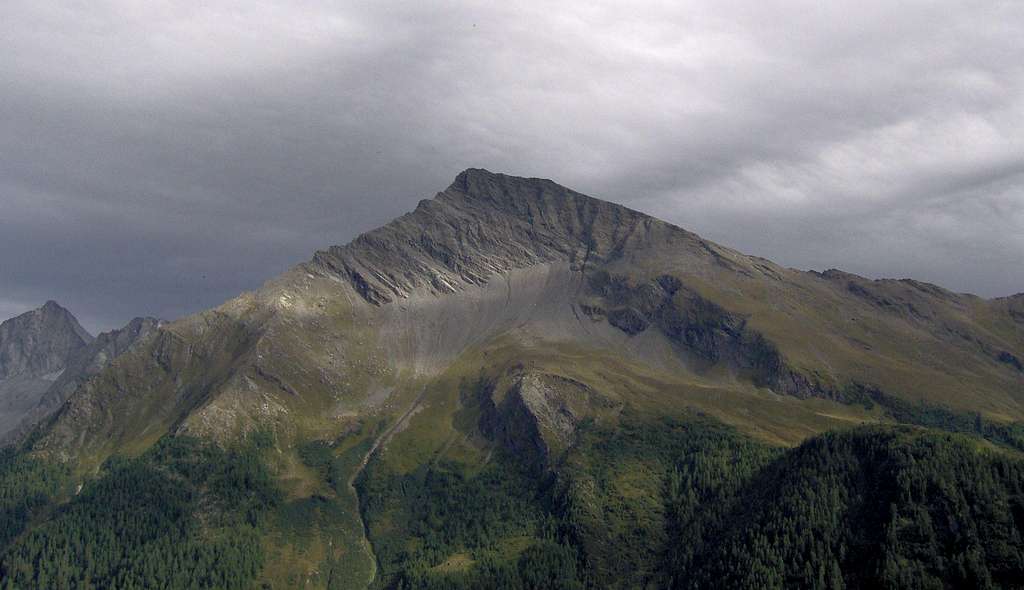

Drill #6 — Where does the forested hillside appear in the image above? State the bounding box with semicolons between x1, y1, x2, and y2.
355;415;1024;590
0;434;279;589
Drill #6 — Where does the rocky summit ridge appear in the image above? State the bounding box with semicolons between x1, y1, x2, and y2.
308;168;724;305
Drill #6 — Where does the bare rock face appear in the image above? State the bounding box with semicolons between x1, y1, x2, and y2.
0;301;91;381
0;301;92;437
308;168;702;305
479;370;620;469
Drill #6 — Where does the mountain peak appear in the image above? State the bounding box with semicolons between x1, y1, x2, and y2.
447;167;500;191
0;301;92;380
36;301;91;343
309;170;694;305
35;300;82;323
439;168;603;216
446;167;557;197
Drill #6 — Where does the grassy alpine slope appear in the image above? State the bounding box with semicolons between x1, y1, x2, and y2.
1;169;1022;588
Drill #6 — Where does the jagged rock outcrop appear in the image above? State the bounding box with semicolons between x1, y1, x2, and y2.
478;370;620;469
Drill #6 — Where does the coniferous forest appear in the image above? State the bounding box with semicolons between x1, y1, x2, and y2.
0;434;280;589
2;414;1024;589
356;414;1024;590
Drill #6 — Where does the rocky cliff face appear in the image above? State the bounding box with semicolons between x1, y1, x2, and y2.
477;369;621;470
308;169;710;305
0;301;91;381
0;302;93;437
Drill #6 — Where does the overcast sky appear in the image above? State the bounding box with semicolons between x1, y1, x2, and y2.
1;1;1022;333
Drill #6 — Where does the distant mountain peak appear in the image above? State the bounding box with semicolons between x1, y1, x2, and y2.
31;300;89;332
0;302;93;381
0;313;161;443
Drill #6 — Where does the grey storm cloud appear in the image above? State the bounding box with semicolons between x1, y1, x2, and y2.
1;1;1022;332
